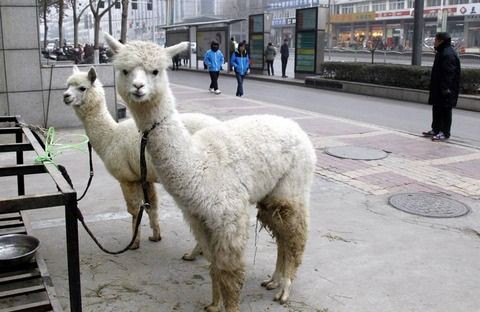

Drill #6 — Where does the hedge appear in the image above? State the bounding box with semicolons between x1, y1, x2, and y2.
318;62;480;95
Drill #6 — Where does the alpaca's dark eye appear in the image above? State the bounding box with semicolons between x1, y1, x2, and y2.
79;86;86;92
152;69;159;76
122;69;128;75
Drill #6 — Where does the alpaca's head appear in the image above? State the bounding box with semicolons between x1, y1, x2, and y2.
64;66;104;110
104;32;188;105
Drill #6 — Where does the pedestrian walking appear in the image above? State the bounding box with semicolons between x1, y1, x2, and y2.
422;32;461;141
264;42;276;76
231;41;250;97
204;40;224;94
280;38;289;78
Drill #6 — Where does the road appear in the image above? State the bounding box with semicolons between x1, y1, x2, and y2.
169;70;480;147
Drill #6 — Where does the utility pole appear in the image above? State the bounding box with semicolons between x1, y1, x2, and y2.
108;0;113;35
412;0;424;65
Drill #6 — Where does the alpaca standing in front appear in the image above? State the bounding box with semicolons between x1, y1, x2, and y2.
63;66;219;255
105;34;316;312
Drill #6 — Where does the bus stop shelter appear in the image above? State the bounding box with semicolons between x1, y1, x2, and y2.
163;17;246;70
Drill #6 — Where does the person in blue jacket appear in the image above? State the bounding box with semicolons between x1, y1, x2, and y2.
230;41;250;97
204;40;224;94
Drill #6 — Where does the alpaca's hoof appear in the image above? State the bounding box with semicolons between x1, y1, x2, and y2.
261;278;279;290
182;253;197;261
148;235;162;242
129;241;140;250
273;278;292;304
204;304;221;312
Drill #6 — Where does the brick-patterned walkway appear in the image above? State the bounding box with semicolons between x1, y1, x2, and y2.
173;84;480;200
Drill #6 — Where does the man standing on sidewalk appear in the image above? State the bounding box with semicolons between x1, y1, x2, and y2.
280;38;289;78
423;32;461;141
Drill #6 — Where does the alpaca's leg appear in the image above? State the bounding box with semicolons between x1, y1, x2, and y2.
211;266;245;312
258;198;308;304
145;182;161;242
182;243;202;261
257;205;285;290
120;181;143;249
205;266;223;312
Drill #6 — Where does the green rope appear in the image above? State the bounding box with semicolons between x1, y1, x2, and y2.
35;127;89;166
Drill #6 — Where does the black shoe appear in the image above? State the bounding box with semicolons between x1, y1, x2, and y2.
422;130;436;137
282;75;288;78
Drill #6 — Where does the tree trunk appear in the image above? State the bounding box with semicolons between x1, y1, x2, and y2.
120;0;129;43
94;18;100;49
58;0;64;46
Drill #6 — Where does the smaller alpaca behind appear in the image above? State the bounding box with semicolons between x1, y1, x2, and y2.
64;66;220;252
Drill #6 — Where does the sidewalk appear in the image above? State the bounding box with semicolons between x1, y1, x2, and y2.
14;83;480;312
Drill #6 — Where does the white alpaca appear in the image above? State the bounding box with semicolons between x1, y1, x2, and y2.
105;34;316;312
63;66;219;255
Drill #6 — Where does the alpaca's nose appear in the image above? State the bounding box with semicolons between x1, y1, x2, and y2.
133;82;144;90
63;93;70;100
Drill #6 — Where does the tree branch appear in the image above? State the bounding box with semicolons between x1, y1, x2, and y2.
99;0;117;18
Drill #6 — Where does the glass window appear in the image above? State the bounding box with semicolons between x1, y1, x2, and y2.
356;3;370;12
407;0;415;8
372;1;386;11
426;0;441;6
340;4;354;13
389;0;405;9
448;0;468;4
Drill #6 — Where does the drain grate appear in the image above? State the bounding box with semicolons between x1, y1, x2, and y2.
325;146;388;160
388;192;470;218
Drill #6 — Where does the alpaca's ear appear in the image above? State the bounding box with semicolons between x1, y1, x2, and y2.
72;65;80;73
104;32;124;54
87;67;97;84
165;41;189;58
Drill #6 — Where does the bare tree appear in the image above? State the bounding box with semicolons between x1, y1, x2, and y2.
56;0;66;46
120;0;129;43
89;0;117;49
38;0;56;49
68;0;90;46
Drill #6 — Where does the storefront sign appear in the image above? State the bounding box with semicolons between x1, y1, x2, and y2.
455;4;480;16
273;18;296;26
331;12;376;23
267;0;327;10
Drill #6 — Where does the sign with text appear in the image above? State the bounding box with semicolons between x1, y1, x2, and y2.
249;34;265;69
296;7;317;31
295;31;316;73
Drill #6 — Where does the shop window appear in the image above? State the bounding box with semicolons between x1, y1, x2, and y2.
426;0;441;6
472;0;480;3
407;0;414;7
372;1;386;11
448;0;468;4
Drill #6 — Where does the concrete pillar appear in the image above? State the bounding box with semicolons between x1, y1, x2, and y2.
0;0;44;124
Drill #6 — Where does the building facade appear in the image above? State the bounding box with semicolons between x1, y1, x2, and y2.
331;0;480;51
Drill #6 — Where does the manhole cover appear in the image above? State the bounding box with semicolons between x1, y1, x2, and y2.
325;146;388;160
388;193;470;218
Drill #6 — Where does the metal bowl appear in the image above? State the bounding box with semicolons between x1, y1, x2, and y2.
0;234;40;267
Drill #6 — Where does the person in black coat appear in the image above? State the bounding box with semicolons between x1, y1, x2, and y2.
423;32;461;141
280;38;289;78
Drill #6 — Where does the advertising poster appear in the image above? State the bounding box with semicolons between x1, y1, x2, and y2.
249;34;265;69
249;15;264;33
297;8;317;31
196;30;227;60
295;31;316;72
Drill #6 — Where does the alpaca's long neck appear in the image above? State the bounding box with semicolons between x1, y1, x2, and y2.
75;89;117;157
130;89;200;200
